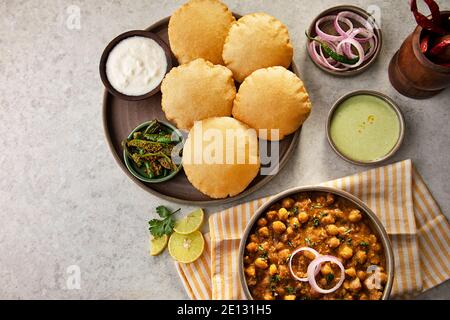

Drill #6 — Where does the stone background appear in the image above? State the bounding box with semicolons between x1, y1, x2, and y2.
0;0;449;299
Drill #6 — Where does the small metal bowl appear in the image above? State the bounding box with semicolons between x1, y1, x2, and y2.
123;120;183;183
306;5;383;76
326;90;405;166
99;30;173;101
238;186;395;300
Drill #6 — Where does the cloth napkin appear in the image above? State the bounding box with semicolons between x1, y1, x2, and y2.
175;159;450;299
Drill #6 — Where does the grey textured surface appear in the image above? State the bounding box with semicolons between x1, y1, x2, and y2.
0;0;449;300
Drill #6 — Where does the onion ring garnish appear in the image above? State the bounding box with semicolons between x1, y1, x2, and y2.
288;247;321;282
336;38;365;68
307;255;346;295
315;15;353;42
307;10;379;72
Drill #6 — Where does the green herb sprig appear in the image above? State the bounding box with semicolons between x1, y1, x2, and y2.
148;206;180;238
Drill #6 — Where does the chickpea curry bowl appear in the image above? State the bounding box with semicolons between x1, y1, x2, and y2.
239;186;394;300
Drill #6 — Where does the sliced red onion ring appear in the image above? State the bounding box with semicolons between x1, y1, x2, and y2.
337;10;376;32
336;38;365;68
318;42;350;71
307;255;345;295
333;14;355;37
363;37;378;61
289;247;321;282
307;40;349;71
308;11;379;72
351;28;375;43
316;15;353;42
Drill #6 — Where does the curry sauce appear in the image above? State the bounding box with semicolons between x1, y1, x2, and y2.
244;192;387;300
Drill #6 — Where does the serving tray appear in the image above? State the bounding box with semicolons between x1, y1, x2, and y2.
102;16;302;205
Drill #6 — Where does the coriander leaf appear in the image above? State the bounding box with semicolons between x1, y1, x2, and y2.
149;206;179;237
313;218;320;227
326;273;335;283
156;206;175;218
360;241;370;247
285;286;295;295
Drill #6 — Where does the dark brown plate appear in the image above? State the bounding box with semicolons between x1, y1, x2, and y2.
102;16;302;205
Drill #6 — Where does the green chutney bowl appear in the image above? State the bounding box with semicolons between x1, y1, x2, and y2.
123;120;184;183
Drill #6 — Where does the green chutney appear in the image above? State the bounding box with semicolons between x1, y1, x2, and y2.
330;94;400;162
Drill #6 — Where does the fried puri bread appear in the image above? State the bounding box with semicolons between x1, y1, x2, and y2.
222;13;294;82
168;0;235;65
161;58;236;130
232;67;312;141
182;117;260;199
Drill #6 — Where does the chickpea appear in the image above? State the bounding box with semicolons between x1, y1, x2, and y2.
319;278;328;287
278;249;291;262
325;224;339;236
278;265;289;277
321;263;333;275
343;281;350;290
257;217;268;227
268;253;278;264
345;267;356;278
278;208;290;221
321;214;335;225
309;288;322;299
247;278;257;286
244;256;251;264
373;243;382;252
269;264;278;276
328;237;340;248
284;295;296;300
338;226;347;235
316;196;326;204
379;272;388;285
275;287;286;296
368;234;377;243
332;209;344;219
245;265;256;277
261;275;270;287
258;227;270;237
315;228;327;241
349;278;362;292
369;290;383;300
275;242;285;251
266;211;278;221
298;211;309;223
339;246;354;260
250;234;258;243
303;250;316;260
348;209;362;222
246;242;258;253
289;217;300;229
254;258;268;269
355;250;367;264
370;256;380;265
272;221;287;234
326;193;335;205
357;270;366;280
263;292;274;300
286;226;294;236
282;197;295;209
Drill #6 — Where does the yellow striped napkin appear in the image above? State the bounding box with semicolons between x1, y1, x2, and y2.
175;159;450;299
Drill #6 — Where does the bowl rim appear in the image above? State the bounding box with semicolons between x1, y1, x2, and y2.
306;5;383;77
326;90;405;166
99;30;173;101
123;120;184;183
238;185;395;300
